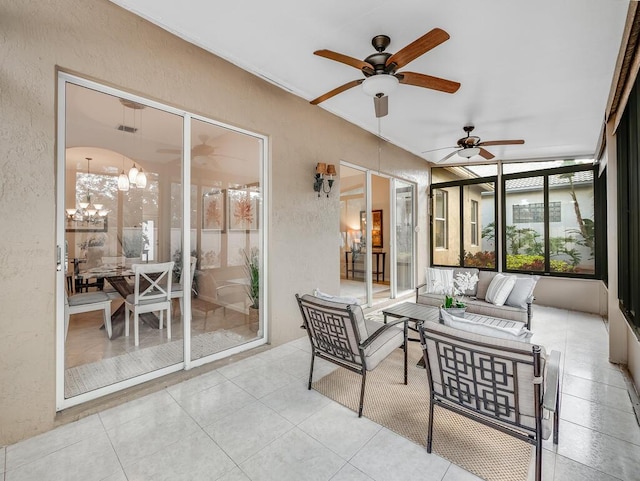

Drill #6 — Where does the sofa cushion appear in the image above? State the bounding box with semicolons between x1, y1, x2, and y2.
312;289;359;306
425;267;453;294
440;309;533;342
485;274;517;306
505;276;539;309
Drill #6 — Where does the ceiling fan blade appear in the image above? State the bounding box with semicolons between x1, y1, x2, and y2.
310;79;364;105
374;95;388;118
422;146;456;153
386;28;450;70
478;139;525;147
397;72;460;94
436;150;460;163
314;49;373;71
478;148;495;160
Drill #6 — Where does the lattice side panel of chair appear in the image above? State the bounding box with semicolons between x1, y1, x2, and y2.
304;306;360;365
434;339;527;428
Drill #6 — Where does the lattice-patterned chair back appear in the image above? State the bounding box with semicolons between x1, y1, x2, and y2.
297;294;367;370
296;293;408;417
419;320;560;481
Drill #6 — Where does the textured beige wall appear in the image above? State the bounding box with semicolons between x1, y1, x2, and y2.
0;0;429;444
532;277;606;314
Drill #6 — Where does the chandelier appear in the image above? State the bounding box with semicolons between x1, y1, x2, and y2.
66;157;108;223
118;98;147;191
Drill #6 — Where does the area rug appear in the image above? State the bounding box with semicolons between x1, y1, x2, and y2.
312;342;534;481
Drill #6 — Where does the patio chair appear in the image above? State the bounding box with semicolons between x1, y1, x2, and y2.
125;262;174;346
418;321;560;481
64;289;112;340
296;293;408;417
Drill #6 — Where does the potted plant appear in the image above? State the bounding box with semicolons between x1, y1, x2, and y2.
440;271;479;320
243;247;260;331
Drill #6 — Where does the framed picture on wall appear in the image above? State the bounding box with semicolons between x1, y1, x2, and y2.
360;210;383;248
227;188;260;231
203;189;225;231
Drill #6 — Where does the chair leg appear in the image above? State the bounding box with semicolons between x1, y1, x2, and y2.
159;310;164;330
534;439;542;481
166;306;172;340
403;323;408;385
426;395;435;453
308;351;316;390
179;297;183;316
134;311;139;347
104;303;112;339
358;371;367;417
125;306;130;337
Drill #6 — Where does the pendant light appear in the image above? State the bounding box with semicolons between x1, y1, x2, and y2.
128;163;139;185
135;167;147;188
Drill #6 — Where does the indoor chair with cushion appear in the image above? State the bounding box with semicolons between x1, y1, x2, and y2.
296;293;409;417
64;289;112;340
418;320;560;481
125;262;174;346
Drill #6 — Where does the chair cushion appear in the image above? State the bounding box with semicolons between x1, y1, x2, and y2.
362;319;404;370
505;276;539;309
302;294;367;342
312;289;358;305
485;274;517;306
68;291;110;306
125;293;170;305
425;268;453;294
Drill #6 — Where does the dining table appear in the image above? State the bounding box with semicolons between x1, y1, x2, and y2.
77;264;162;339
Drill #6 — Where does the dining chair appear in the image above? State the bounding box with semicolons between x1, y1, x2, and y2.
171;256;197;317
64;289;112;340
124;262;174;346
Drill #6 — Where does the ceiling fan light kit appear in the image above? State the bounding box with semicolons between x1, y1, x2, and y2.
459;147;480;158
361;75;398;97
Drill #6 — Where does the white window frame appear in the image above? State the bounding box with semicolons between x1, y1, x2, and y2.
434;190;448;249
470;200;479;246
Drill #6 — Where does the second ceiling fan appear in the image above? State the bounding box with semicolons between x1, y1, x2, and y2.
310;29;460;118
428;125;525;162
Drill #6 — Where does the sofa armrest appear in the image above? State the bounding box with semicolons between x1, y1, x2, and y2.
415;283;427;302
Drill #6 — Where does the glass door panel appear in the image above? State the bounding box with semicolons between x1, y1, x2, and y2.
63;82;183;399
395;180;414;294
340;165;367;304
189;118;263;361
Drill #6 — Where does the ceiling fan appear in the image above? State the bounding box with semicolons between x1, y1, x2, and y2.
310;29;460;118
427;125;525;162
157;135;216;158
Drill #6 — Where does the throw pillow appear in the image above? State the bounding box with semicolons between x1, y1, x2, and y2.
441;309;533;342
453;268;480;297
312;289;359;305
505;276;539;309
425;267;454;294
476;271;498;300
485;274;517;306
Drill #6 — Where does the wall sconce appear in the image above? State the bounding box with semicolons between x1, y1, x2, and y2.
314;163;336;197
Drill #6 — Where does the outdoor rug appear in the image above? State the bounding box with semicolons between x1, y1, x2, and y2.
312;341;534;481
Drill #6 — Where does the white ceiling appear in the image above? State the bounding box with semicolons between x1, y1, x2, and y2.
109;0;629;165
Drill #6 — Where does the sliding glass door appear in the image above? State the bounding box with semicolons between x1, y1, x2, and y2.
56;73;266;409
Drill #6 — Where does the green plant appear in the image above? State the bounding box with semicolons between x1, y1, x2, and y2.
243;247;259;309
443;294;466;309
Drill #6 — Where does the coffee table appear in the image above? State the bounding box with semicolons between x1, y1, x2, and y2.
382;302;524;366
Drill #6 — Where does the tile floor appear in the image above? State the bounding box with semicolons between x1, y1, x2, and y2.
2;305;639;481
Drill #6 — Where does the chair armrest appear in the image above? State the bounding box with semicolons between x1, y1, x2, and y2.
360;317;408;350
415;283;427;302
543;350;561;412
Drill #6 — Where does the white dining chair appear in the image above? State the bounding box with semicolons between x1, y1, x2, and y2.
125;261;174;346
64;290;112;340
171;256;197;317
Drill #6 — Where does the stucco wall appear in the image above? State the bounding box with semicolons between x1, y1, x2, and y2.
0;0;430;444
